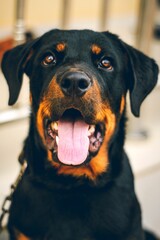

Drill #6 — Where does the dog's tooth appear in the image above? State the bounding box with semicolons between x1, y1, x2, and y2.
88;125;95;135
56;136;59;145
88;131;91;137
97;132;102;139
90;136;97;144
51;122;58;131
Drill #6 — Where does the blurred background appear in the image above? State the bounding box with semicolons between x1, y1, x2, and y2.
0;0;160;236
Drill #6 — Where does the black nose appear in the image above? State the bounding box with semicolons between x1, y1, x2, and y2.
60;72;92;97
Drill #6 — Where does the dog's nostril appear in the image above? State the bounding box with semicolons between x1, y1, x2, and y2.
61;78;72;90
78;78;91;90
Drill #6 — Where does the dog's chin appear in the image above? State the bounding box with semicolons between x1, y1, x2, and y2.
44;108;105;166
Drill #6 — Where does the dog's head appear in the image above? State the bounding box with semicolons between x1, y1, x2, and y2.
2;29;159;180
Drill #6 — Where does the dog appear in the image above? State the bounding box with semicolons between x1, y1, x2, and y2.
1;29;159;240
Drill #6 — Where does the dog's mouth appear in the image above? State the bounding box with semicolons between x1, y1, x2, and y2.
44;109;105;166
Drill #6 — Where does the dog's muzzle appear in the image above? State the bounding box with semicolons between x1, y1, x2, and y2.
45;109;105;166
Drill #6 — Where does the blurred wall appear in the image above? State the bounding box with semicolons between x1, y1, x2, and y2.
0;0;138;29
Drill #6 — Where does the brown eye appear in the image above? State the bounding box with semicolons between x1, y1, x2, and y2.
42;54;56;66
99;58;113;71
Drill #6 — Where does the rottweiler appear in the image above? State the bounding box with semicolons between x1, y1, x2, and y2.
1;29;159;240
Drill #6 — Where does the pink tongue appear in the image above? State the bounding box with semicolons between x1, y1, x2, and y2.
58;118;89;165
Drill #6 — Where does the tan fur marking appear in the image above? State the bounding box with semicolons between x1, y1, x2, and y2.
120;95;125;114
29;93;32;105
14;228;30;240
91;44;102;55
46;76;64;99
36;77;64;146
17;234;30;240
56;43;66;52
37;98;51;144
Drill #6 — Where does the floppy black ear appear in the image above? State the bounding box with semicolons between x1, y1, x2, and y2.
1;39;39;105
122;42;159;117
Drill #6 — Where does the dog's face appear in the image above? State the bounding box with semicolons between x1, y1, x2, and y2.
2;29;158;180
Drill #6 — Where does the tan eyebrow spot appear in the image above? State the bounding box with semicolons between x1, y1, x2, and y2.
56;43;66;52
91;44;102;55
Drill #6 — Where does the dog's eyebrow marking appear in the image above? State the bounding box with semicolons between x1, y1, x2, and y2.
56;42;66;52
91;44;102;55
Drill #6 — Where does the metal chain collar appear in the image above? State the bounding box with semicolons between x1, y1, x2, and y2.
0;160;27;233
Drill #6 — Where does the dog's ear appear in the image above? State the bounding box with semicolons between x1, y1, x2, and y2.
1;39;39;105
122;42;159;117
